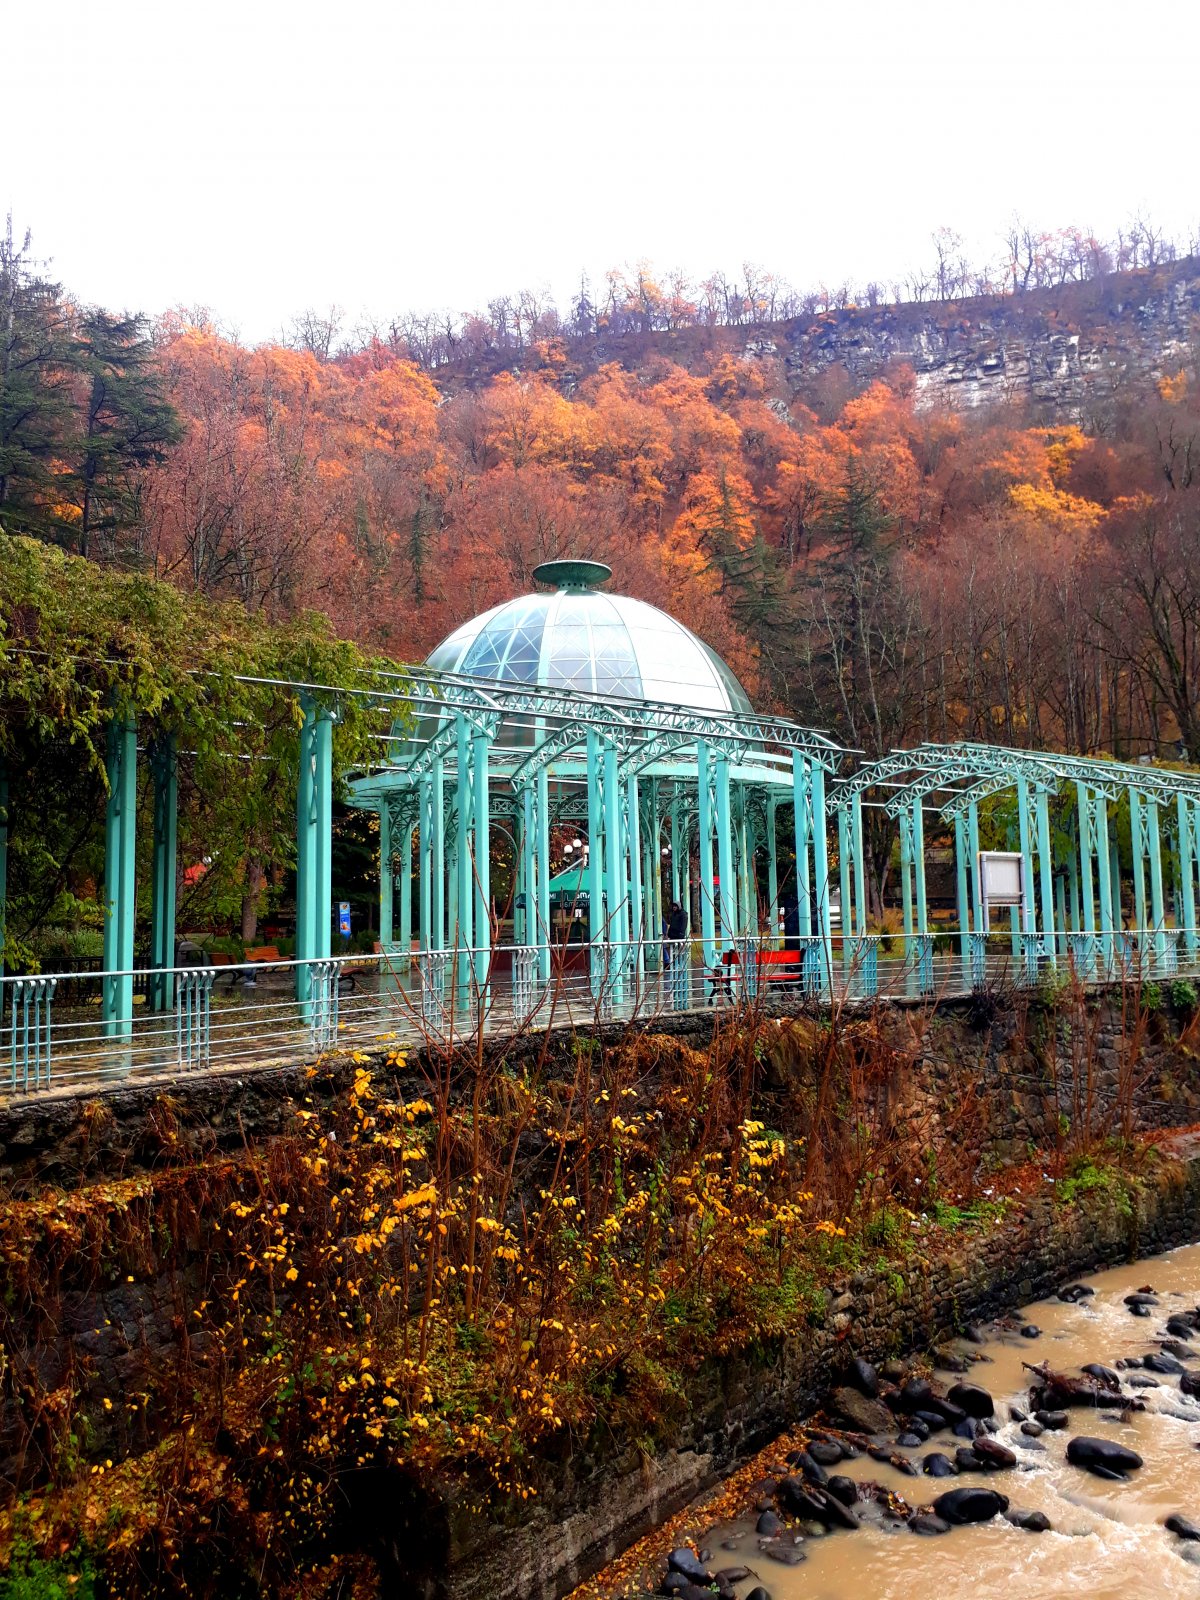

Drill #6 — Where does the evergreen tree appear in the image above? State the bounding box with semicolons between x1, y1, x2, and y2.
0;217;75;538
69;309;182;559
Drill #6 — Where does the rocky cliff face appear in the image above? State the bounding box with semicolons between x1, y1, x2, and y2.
754;260;1200;420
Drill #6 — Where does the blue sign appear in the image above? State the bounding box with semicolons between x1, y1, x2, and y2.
338;901;351;936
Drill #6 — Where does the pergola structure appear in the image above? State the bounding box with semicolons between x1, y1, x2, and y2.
7;557;1200;1094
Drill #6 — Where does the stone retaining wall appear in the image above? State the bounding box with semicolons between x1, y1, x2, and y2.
447;1133;1200;1600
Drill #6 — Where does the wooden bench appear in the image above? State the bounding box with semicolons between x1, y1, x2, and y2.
245;944;281;964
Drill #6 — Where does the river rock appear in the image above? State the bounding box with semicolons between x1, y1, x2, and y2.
1181;1372;1200;1398
1058;1283;1094;1302
933;1345;970;1373
1168;1315;1199;1338
846;1356;879;1397
914;1408;949;1432
933;1486;1010;1524
973;1437;1017;1470
964;1323;988;1344
1021;1420;1044;1437
1165;1514;1200;1541
830;1386;894;1434
1034;1410;1068;1429
758;1539;806;1566
1006;1509;1052;1532
746;1589;772;1600
807;1439;845;1466
792;1450;829;1486
947;1382;995;1419
897;1377;938;1412
897;1432;924;1448
909;1512;952;1535
1020;1324;1041;1339
1158;1339;1195;1361
667;1549;710;1583
1066;1436;1144;1479
1146;1352;1186;1375
826;1475;858;1506
955;1446;982;1470
715;1570;752;1586
755;1510;782;1536
923;1451;957;1477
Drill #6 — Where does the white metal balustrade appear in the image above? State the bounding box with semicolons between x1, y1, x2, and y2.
2;929;1197;1101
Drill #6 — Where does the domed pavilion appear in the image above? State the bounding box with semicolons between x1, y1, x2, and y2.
349;559;841;1008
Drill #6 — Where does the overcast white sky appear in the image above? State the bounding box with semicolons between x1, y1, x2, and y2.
6;0;1198;343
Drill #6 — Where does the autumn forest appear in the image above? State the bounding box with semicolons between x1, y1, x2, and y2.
4;218;1200;773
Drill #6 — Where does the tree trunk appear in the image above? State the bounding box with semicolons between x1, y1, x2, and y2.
241;856;264;944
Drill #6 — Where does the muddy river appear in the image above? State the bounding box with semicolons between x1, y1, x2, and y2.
689;1242;1200;1600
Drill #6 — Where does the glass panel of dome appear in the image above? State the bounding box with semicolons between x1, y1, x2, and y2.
588;601;642;698
543;597;596;692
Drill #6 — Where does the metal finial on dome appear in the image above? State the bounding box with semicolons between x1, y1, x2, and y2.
532;558;612;591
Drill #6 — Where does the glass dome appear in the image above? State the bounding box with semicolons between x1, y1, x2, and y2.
425;561;753;717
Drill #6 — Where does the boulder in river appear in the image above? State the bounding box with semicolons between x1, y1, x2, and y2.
923;1451;957;1477
973;1437;1018;1470
667;1549;710;1583
1020;1324;1041;1339
1158;1339;1195;1361
1034;1409;1068;1429
1181;1372;1200;1399
947;1382;995;1419
807;1438;845;1466
1145;1351;1186;1375
1165;1514;1200;1541
845;1356;879;1397
829;1386;895;1434
909;1512;952;1535
746;1589;773;1600
756;1510;782;1536
1006;1508;1052;1532
1021;1420;1044;1437
1058;1283;1095;1302
933;1486;1010;1524
826;1475;859;1507
758;1539;806;1566
1065;1436;1144;1479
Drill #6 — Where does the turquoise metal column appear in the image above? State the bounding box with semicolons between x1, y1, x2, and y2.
148;735;178;1012
670;789;683;906
454;715;472;1006
900;809;915;946
792;756;811;942
1035;787;1056;963
1077;784;1096;938
432;757;445;950
852;791;867;938
1108;823;1122;935
314;709;333;962
912;799;928;937
1130;790;1147;934
627;772;643;979
767;794;779;939
587;730;606;988
696;740;716;966
967;801;983;933
536;767;550;984
1016;779;1036;936
1148;800;1167;962
837;803;853;970
102;710;137;1037
399;822;413;960
1094;797;1114;963
519;784;535;948
1177;793;1197;955
1056;873;1068;955
378;804;394;947
955;812;971;964
648;779;664;952
295;698;317;1002
714;753;735;950
418;777;432;951
603;740;626;974
0;764;7;973
810;762;831;981
472;728;491;993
